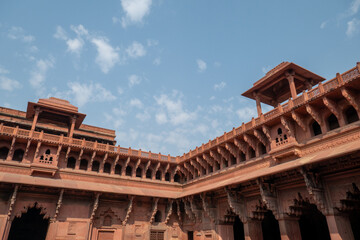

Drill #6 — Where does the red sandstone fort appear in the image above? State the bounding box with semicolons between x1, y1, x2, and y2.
0;62;360;240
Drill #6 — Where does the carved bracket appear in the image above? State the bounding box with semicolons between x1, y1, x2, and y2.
254;129;268;146
122;157;131;175
209;150;221;165
291;111;307;131
122;196;134;225
262;125;272;142
176;200;183;223
202;153;214;167
300;167;328;215
190;159;201;176
234;138;247;154
323;97;341;121
90;193;100;222
164;200;174;224
342;88;360;114
257;178;279;219
24;140;32;158
53;189;64;222
306;104;323;125
244;134;257;151
200;193;216;222
217;146;231;164
280;116;296;137
224;187;246;223
7;184;19;220
182;198;195;222
149;198;159;224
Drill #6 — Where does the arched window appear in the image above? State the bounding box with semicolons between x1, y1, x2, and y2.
327;114;339;130
115;164;122;175
165;172;170;181
312;121;322;136
45;149;51;155
67;157;76;169
277;128;283;135
155;170;161;180
136;167;142;178
12;149;24;162
103;162;111;173
154;210;162;223
146;169;152;179
103;215;112;226
345;106;359;124
92;161;100;172
230;155;236;165
0;147;9;160
249;148;256;159
240;152;246;162
79;159;88;170
260;143;267;155
126;166;132;176
208;165;213;173
174;173;180;183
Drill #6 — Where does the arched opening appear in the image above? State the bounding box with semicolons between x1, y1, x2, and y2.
154;210;162;223
240;152;246;162
165;172;170;181
277;128;283;135
79;159;88;170
230;155;236;165
114;164;122;175
208;165;213;173
249;148;256;159
91;161;100;172
345;106;359;124
45;149;51;155
298;204;330;240
103;162;111;173
136;167;142;178
126;166;132;176
0;147;9;159
327;114;340;131
262;211;281;240
233;216;245;240
146;169;152;179
12;149;24;162
67;157;76;169
103;215;112;226
8;203;49;240
174;173;180;183
155;170;161;180
312;121;322;136
260;143;267;155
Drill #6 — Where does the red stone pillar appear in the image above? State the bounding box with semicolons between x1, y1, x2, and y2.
326;214;354;240
68;115;77;138
253;92;262;117
244;219;263;240
31;107;41;133
278;217;301;240
217;224;234;240
286;71;297;100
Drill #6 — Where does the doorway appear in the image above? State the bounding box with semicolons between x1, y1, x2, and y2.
8;203;49;240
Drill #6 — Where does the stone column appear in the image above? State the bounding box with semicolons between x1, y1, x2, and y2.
286;71;297;99
254;92;262;117
31;107;41;133
278;216;301;240
326;214;354;240
217;224;234;240
68;115;77;138
243;219;263;240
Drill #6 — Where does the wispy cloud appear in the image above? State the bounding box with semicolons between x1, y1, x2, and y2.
29;57;55;95
197;59;207;73
91;37;120;73
130;98;143;108
128;74;142;87
126;41;146;58
0;76;21;91
120;0;152;28
214;81;226;91
153;57;161;66
346;18;360;37
320;21;327;29
7;26;35;43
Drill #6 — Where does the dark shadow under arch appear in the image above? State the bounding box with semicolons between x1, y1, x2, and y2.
8;203;49;240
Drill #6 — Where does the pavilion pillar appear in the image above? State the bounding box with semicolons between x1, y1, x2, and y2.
253;92;262;117
30;107;41;133
244;219;263;240
286;71;297;99
216;224;234;240
68;115;77;138
278;216;301;240
326;213;354;240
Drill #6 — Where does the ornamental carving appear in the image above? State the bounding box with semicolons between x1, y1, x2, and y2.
224;187;246;223
280;116;295;138
262;125;272;142
306;104;323;125
253;129;268;146
338;183;360;212
257;178;279;219
200;193;216;222
341;88;360;114
291;111;307;131
323;97;341;121
149;197;159;224
164;199;174;224
122;196;134;225
234;138;247;154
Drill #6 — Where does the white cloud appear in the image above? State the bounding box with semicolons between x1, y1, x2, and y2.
0;76;21;91
346;18;360;37
66;38;84;54
214;81;226;90
126;41;146;58
320;21;327;29
91;37;119;73
29;58;55;93
70;24;89;37
153;57;161;66
155;112;168;124
154;91;197;125
350;0;360;15
117;87;124;95
120;0;152;28
128;74;142;87
67;82;116;107
7;26;35;43
236;107;258;122
130;98;143;108
0;66;9;74
54;26;68;40
197;59;207;72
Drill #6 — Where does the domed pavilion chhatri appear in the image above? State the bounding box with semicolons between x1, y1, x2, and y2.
0;62;360;240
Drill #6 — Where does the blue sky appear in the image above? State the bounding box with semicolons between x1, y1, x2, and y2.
0;0;359;156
